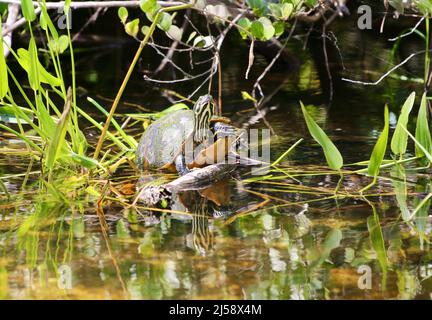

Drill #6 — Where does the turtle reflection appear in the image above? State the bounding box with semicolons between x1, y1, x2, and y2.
171;180;232;256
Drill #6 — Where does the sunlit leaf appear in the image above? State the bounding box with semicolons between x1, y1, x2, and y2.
237;17;251;39
300;101;343;170
140;0;157;14
45;89;72;169
415;92;432;158
118;7;128;24
17;48;62;87
367;105;389;177
391;91;415;156
0;19;8;99
125;19;140;38
21;0;36;22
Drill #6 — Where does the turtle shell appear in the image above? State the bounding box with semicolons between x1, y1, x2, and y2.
136;109;194;170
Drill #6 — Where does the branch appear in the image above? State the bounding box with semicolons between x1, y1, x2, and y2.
2;4;19;57
0;0;185;9
341;53;419;86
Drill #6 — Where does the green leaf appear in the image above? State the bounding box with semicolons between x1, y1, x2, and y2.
45;89;72;169
237;17;252;40
0;18;8;99
258;17;275;40
269;3;293;20
251;20;264;39
415;92;432;157
69;153;100;169
300;101;343;170
17;48;62;87
125;19;140;38
27;38;40;90
273;21;285;37
39;5;59;40
64;0;71;14
391;91;415;155
48;35;69;54
247;0;266;16
118;7;128;24
367;106;389;177
157;12;173;32
21;0;36;22
140;0;157;14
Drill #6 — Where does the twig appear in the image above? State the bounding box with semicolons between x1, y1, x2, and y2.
342;51;430;86
0;0;184;9
388;16;425;41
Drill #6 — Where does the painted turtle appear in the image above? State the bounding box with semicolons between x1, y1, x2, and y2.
136;95;238;175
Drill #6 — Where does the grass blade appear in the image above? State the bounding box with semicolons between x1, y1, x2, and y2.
0;18;9;99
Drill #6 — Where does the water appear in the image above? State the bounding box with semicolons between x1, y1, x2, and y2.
1;11;431;299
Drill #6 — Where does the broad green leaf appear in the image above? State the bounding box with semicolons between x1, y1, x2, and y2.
17;48;62;87
45;89;72;169
258;17;275;40
157;12;173;32
391;91;415;155
281;3;294;20
140;0;157;14
367;106;389;177
237;17;252;39
415;92;432;158
0;19;8;99
21;0;36;22
247;0;266;16
300;101;343;170
125;19;140;38
251;20;264;39
118;7;128;24
28;38;40;90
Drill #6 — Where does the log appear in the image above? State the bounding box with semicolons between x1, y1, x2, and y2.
136;163;239;205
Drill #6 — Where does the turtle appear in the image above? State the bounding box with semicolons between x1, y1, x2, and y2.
135;95;240;175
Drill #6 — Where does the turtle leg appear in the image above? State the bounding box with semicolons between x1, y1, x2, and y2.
175;155;190;176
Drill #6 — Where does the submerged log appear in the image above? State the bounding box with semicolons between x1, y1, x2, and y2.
136;163;239;205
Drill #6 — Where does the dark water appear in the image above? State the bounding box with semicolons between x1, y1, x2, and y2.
1;9;432;299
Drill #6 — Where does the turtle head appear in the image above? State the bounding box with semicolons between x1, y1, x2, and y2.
193;94;215;143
